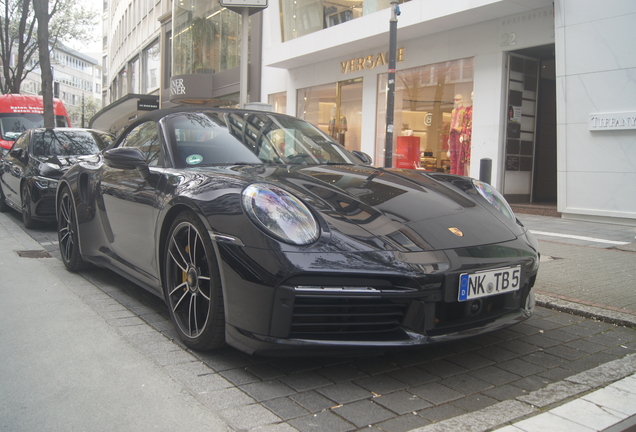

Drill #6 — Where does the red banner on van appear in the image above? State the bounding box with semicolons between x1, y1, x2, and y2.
0;94;72;150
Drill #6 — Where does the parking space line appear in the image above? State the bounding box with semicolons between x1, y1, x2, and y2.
529;230;631;245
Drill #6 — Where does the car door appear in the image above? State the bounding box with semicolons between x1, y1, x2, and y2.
98;121;164;286
1;132;30;207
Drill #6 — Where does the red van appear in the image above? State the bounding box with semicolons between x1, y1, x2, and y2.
0;94;72;150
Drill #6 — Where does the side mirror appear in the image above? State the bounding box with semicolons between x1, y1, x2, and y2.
352;150;373;166
9;147;26;161
104;147;150;179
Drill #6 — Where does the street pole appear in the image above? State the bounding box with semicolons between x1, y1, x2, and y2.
240;7;249;108
384;0;399;168
81;93;85;128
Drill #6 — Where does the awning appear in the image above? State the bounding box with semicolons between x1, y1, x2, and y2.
89;94;159;136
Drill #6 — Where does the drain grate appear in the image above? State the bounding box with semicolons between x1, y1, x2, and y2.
16;250;52;258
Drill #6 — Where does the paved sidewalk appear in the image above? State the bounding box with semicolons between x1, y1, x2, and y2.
0;214;231;432
519;214;636;327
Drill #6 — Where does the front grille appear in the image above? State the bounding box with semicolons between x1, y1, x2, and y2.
35;197;56;216
290;296;408;338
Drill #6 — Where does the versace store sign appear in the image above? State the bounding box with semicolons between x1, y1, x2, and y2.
341;48;405;74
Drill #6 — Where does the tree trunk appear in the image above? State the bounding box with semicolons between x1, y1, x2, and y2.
33;0;54;128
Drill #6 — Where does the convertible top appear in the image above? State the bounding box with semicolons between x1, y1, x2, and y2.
117;106;297;141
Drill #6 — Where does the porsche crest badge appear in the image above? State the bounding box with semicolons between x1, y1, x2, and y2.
448;227;464;237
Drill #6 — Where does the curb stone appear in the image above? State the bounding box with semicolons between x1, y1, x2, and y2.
408;354;636;432
536;293;636;329
408;400;537;432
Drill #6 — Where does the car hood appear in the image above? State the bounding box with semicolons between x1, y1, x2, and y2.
36;155;82;178
231;164;518;250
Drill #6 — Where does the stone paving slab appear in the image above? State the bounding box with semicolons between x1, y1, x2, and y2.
493;372;636;432
534;241;636;315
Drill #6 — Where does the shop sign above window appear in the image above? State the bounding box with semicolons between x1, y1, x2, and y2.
589;112;636;131
341;48;404;74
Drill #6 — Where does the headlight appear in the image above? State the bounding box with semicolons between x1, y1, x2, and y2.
34;176;58;190
242;183;320;245
472;180;515;221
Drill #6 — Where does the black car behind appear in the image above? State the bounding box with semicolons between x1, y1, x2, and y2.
0;127;113;227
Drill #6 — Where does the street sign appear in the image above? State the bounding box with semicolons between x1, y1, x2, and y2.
221;0;267;6
220;0;267;14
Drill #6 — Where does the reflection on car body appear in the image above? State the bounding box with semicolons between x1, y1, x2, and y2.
56;107;539;355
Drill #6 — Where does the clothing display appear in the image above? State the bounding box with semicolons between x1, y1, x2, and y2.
460;104;473;176
448;129;462;175
329;114;347;145
447;95;466;175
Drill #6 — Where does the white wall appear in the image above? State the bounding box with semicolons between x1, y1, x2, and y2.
555;0;636;224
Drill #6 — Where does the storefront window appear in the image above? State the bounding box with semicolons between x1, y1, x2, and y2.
376;58;473;175
297;78;362;152
268;92;287;114
172;0;241;76
280;0;406;42
297;83;335;135
219;12;240;71
144;40;160;92
130;57;139;94
118;68;127;98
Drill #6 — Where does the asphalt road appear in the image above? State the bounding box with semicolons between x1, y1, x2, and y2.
2;210;635;432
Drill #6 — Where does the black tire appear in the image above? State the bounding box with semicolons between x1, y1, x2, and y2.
163;211;225;350
21;183;36;229
0;184;9;212
57;187;89;271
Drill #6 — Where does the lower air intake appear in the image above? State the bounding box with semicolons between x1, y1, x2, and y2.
290;296;407;338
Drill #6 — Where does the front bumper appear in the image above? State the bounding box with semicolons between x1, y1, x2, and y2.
217;236;539;355
226;295;534;356
31;179;58;221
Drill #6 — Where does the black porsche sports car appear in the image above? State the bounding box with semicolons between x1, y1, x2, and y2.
0;127;113;228
56;107;539;355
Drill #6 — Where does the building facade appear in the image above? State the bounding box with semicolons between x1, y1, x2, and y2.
93;0;263;135
260;0;636;225
22;43;102;128
91;0;167;134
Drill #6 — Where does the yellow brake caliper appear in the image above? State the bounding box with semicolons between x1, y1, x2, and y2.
182;245;189;291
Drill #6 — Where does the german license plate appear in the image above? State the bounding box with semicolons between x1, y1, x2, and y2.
458;266;521;301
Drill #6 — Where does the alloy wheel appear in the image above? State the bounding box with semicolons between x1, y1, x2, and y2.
165;220;213;339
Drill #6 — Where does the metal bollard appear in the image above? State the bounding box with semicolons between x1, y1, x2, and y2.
479;158;492;184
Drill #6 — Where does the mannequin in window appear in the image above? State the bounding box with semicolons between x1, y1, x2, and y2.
460;91;473;176
446;94;465;175
329;110;348;146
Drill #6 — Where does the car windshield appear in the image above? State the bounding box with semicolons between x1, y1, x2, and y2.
166;111;361;168
0;113;68;141
32;130;112;157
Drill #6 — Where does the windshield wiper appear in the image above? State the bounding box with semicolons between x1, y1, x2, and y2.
323;161;354;165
